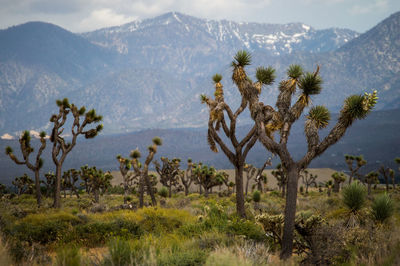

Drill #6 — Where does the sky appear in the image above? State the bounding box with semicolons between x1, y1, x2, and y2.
0;0;399;33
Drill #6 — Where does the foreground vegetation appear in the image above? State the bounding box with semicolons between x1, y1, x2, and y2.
0;184;399;265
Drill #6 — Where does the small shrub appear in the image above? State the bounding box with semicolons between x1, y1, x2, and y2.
159;187;168;198
342;181;366;212
157;248;208;266
103;237;132;266
55;245;82;266
252;190;261;203
227;218;265;241
372;193;394;223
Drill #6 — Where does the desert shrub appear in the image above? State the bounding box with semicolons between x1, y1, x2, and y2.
371;193;394;223
159;187;169;198
226;218;265;241
103;237;132;266
342;181;367;212
252;190;261;203
157;248;208;266
205;247;253;266
55;245;82;266
11;211;81;244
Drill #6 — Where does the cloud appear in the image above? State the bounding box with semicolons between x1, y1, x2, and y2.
349;0;388;15
79;8;136;31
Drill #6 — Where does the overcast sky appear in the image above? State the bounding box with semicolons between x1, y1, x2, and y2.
0;0;399;33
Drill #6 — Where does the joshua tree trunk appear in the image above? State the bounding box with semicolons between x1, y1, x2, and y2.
281;165;299;259
124;183;129;204
144;174;157;206
367;183;372;195
34;171;42;207
94;188;99;203
235;165;246;218
139;176;144;208
54;163;62;208
333;180;340;193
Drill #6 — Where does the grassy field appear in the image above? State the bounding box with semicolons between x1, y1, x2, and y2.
0;179;399;265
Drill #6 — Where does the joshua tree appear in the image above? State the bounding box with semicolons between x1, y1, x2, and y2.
154;157;182;197
325;180;333;197
80;165;112;203
300;170;318;194
12;174;34;196
344;154;367;184
42;172;56;197
365;171;379;195
5;131;46;207
116;155;138;204
131;137;162;207
378;165;394;192
255;159;272;192
180;158;195;196
193;164;228;197
271;163;287;197
331;172;346;193
223;50;377;258
244;164;257;195
62;169;80;198
201;73;259;217
50;98;103;208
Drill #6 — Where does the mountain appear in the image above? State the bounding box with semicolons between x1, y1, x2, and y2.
1;108;399;185
0;11;399;137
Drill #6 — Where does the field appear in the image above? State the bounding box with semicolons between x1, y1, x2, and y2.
0;177;399;265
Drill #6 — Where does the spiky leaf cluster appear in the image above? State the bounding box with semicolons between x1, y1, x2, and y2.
86;109;103;123
200;94;208;104
342;94;368;120
232;50;251;67
130;149;141;159
299;72;322;96
39;131;46;138
332;172;346;182
307;106;330;129
342;181;367;212
212;74;222;84
56;98;70;108
5;146;13;155
152;137;162;146
255;66;276;85
371;193;394;223
287;65;303;79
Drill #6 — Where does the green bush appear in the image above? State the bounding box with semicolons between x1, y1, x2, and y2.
372;193;394;223
342;181;367;212
252;190;261;203
159;187;168;198
12;212;81;244
157;249;208;266
226;218;265;241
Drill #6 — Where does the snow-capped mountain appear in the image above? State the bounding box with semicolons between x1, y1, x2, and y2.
0;11;399;138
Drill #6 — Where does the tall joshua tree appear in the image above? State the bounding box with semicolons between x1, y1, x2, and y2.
331;172;346;193
225;50;377;259
117;155;138;204
50;98;103;208
201;73;259;218
130;137;162;208
12;174;34;196
5;131;46;207
271;163;287;197
344;155;367;184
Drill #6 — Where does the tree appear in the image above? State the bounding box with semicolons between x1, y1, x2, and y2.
154;157;182;197
365;171;379;195
80;165;112;203
378;165;394;192
300;170;318;194
5;131;46;207
12;174;34;196
43;172;56;197
180;158;195;196
201;73;259;217
225;50;377;259
331;172;346;193
271;163;287;197
50;98;103;208
193;164;228;197
130;137;162;208
344;154;367;184
116;155;138;204
255;159;272;192
244;164;257;195
62;169;80;198
0;183;6;197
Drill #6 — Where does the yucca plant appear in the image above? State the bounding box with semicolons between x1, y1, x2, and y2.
105;237;132;266
55;245;82;266
371;193;394;223
342;181;367;227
